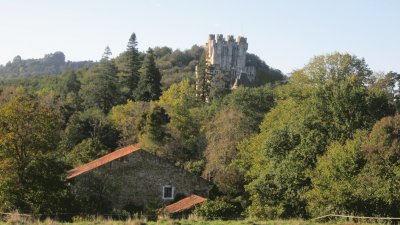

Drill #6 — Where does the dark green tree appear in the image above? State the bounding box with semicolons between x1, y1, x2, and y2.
64;71;81;95
134;48;162;101
121;33;141;99
196;50;213;102
81;47;121;113
138;106;170;156
139;106;170;143
60;71;82;122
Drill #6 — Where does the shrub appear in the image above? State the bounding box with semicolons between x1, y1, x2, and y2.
193;199;237;219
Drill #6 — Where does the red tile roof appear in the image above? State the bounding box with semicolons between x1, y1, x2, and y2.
164;195;207;214
66;145;141;179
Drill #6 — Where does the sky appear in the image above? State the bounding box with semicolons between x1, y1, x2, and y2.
1;0;399;74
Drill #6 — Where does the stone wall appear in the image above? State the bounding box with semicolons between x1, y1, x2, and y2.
71;149;210;210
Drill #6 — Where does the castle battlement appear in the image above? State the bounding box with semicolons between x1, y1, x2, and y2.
206;34;248;70
196;34;256;101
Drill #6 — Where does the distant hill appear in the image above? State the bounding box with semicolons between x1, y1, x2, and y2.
0;47;285;88
0;52;96;77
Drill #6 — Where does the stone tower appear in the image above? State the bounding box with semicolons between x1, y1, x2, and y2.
196;34;255;101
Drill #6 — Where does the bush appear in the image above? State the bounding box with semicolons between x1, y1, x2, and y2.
193;199;237;219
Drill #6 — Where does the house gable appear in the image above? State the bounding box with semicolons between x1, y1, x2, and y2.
68;145;211;210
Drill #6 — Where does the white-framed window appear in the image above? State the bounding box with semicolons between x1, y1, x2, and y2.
162;185;174;200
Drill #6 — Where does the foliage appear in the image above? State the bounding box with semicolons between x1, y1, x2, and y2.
305;130;368;216
118;32;142;100
246;53;285;85
203;108;252;196
0;94;72;213
138;106;171;156
307;114;400;217
80;47;121;113
109;100;150;146
193;199;238;219
134;48;162;101
72;171;115;214
221;86;275;130
60;108;120;165
195;50;213;102
236;52;395;219
356;114;400;216
1;43;400;220
155;45;203;88
157;79;205;165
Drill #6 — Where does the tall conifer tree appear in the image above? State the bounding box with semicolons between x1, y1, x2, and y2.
134;48;162;101
124;33;141;98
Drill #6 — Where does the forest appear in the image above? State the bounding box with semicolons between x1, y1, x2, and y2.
0;32;400;220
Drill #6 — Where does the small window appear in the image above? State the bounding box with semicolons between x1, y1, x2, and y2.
162;185;174;200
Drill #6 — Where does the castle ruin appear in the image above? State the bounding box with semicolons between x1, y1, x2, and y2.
196;34;255;101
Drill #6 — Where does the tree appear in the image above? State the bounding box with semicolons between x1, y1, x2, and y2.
120;33;141;99
134;48;162;101
102;46;112;61
204;107;252;196
60;108;120;165
109;100;150;146
157;79;205;168
64;71;81;95
195;50;213;102
138;106;170;157
305;131;367;217
370;71;400;109
60;71;82;122
0;94;71;213
356;114;400;216
221;86;275;131
307;114;400;217
236;52;394;219
245;53;285;85
301;52;372;84
80;47;121;113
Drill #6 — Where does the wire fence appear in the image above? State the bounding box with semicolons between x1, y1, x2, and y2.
311;214;400;222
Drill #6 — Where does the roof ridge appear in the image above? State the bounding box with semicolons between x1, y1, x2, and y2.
66;145;142;179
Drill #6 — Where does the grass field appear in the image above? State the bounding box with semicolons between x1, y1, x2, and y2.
0;218;384;225
0;213;386;225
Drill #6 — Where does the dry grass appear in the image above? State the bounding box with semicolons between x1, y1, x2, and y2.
0;213;388;225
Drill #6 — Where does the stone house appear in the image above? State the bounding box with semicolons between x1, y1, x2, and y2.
67;145;210;212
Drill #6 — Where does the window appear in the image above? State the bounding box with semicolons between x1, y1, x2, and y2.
162;185;174;200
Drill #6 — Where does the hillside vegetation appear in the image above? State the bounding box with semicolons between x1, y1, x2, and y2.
0;32;400;221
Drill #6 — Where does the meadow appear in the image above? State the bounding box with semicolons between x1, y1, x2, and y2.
0;213;386;225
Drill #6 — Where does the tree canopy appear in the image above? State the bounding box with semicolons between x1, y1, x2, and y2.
0;34;399;219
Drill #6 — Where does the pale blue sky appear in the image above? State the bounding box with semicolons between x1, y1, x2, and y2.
1;0;399;74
